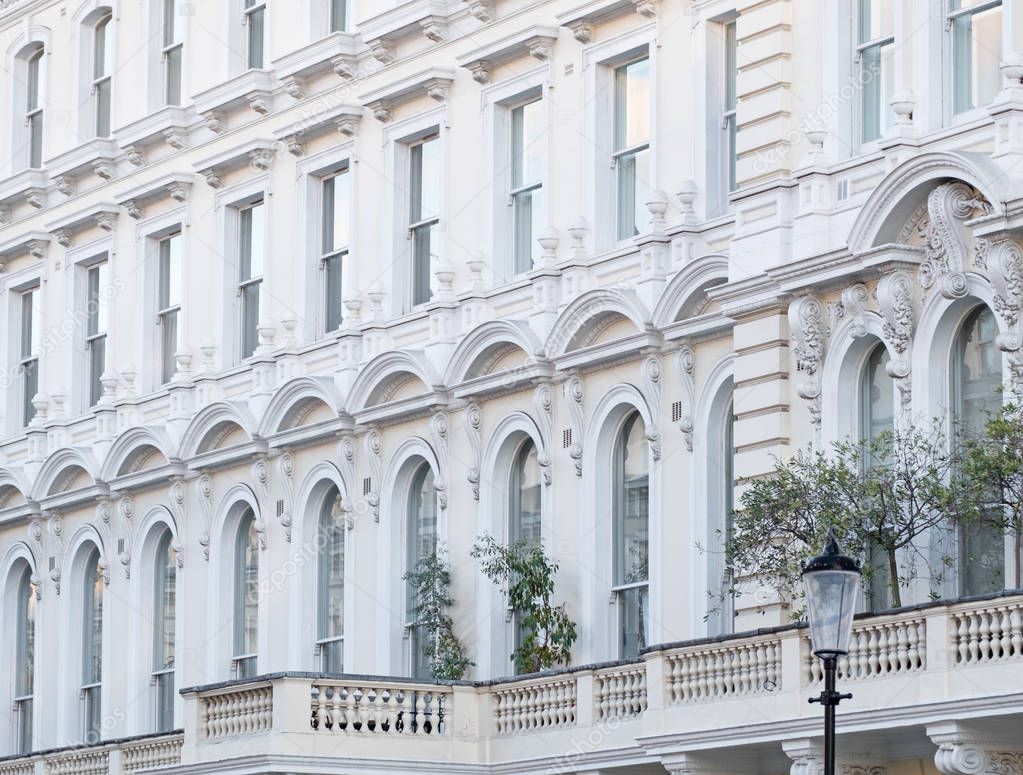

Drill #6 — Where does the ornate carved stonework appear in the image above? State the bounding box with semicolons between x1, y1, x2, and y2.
464;403;482;500
789;295;826;428
365;429;382;521
877;270;917;408
533;383;554;485
278;452;294;541
565;376;584;476
918;182;991;300
430;412;449;510
841;283;870;339
197;474;214;560
642;355;662;460
677;345;695;452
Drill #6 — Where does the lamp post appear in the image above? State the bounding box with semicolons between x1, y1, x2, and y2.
801;533;861;775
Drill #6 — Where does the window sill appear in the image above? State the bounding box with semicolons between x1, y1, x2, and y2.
192;69;277;132
0;168;49;213
115;105;194;166
273;31;360;85
45;138;120;194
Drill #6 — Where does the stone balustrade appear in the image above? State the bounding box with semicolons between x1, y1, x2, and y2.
492;675;578;734
950;597;1023;664
663;634;781;703
804;613;926;683
594;663;647;720
309;680;451;736
0;733;182;775
199;684;274;740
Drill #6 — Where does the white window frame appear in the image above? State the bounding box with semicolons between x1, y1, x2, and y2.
136;208;187;392
162;0;185;105
68;239;115;414
233;509;259;679
152;531;176;732
611;56;652;243
157;231;183;385
18;286;40;429
946;0;1003;119
316;485;346;672
85;259;111;409
855;0;894;145
91;12;113;138
81;548;104;743
482;69;548;285
13;567;34;755
582;28;655;251
404;462;438;680
384;108;446;315
244;0;268;70
215;177;270;366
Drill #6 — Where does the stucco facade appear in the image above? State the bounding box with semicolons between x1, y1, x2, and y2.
0;0;1022;773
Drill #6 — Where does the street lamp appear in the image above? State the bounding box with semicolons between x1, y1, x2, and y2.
801;532;861;775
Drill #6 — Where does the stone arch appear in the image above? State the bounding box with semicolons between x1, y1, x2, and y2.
652;254;730;326
443;320;545;386
545;288;653;358
32;448;99;502
257;376;343;437
178;401;257;459
100;426;175;482
346;350;441;413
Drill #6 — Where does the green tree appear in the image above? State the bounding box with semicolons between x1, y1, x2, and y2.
472;535;577;673
403;548;473;680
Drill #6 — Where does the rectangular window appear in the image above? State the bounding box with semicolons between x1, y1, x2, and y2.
238;200;265;360
949;0;1002;114
857;0;894;143
321;168;350;333
14;575;34;755
93;15;113;138
244;0;266;69
86;261;110;408
510;98;544;275
163;0;184;105
330;0;347;32
27;50;44;168
408;134;440;307
723;22;737;192
158;232;182;384
613;57;651;240
20;289;40;427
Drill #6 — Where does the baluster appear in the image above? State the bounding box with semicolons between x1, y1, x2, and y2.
895;622;909;672
1010;606;1023;658
966;613;980;662
979;609;993;661
676;656;689;702
878;625;892;674
999;608;1012;659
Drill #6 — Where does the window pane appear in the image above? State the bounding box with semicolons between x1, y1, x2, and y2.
95;78;111;137
27;51;41;111
407;465;436;679
154;533;177;671
16;699;32;754
234;513;259;660
330;0;347;31
618;585;648;658
317;489;345;644
83;551;103;685
23;359;38;426
411;136;441;222
860;42;895;142
858;0;893;42
724;22;737;111
952;5;1002;113
241;282;260;359
862;343;894;446
164;0;177;45
155;673;175;732
89;335;106;406
16;570;35;697
617;147;651;240
94;17;112;80
614;414;649;586
88;262;110;336
247;6;265;69
323;171;350;254
614;58;650;150
412;224;434;306
21;291;34;359
29;115;43;169
159;233;183;310
513;189;537;274
240;202;265;280
509;441;541;546
165;45;182;105
324;254;344;332
511;99;544;188
161;309;179;383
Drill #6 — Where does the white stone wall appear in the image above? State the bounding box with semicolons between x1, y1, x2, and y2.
0;0;1020;764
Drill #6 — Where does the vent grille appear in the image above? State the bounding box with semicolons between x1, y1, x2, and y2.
562;429;572;448
276;499;285;517
49;556;55;571
117;538;125;554
836;178;850;202
672;400;683;423
363;477;372;495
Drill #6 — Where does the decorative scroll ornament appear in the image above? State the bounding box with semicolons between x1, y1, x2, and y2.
365;429;383;521
841;284;870;339
464;404;482;500
918;182;990;300
877;270;917;409
338;435;357;529
252;458;270;549
676;346;696;452
278;452;295;541
430;412;449;510
197;474;214;560
565;376;584;476
987;240;1023;398
532;385;554;485
168;479;186;568
934;743;1007;775
117;495;136;578
642;355;662;461
789;295;827;428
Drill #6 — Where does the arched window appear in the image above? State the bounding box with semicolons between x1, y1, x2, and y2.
508;438;541;663
406;462;437;679
233;510;259;678
25;46;45;169
162;0;184;105
317;486;345;672
860;342;894;609
153;532;176;731
82;548;103;741
14;567;34;754
91;12;113;137
953;306;1004;596
612;412;649;658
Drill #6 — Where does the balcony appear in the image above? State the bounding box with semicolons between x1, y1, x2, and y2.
0;732;182;775
173;593;1023;773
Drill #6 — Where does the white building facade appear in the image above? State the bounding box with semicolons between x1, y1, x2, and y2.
0;0;1021;773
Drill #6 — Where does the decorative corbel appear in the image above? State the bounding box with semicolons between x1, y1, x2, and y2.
464;403;482;500
368;100;393;123
642;355;662;461
533;384;554;485
277;452;294;542
469;61;490;85
919;182;991;300
124;145;145;167
986;239;1023;397
282;76;306;100
419;16;446;42
123;200;144;220
468;0;493;21
252;458;271;549
677;345;695;452
247;92;272;115
430;412;449;510
331;54;358;80
338;435;358;529
568;21;592;44
117;494;136;578
200;168;224;189
164;128;188;150
52;229;73;249
565;376;584;476
167;181;190;202
877;270;917;411
197;474;214;560
788;295;827;429
168;479;186;568
92;160;115;180
95;212;117;232
369;40;395;66
336;117;360;138
841;283;870;339
203;112;225;134
54;175;76;197
365;428;382;521
249;148;274;172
